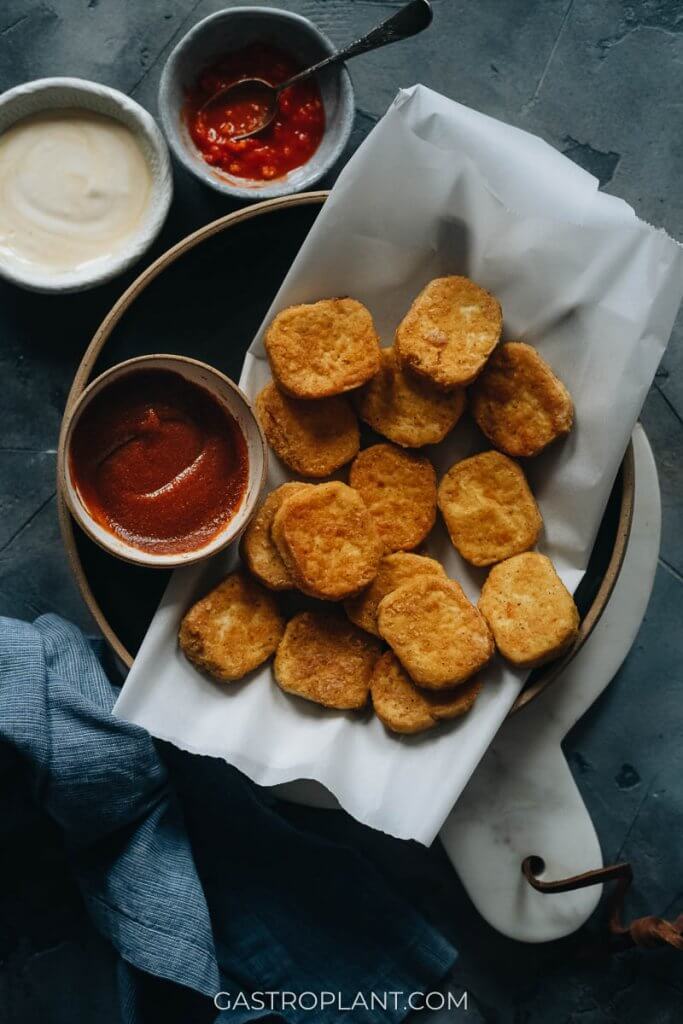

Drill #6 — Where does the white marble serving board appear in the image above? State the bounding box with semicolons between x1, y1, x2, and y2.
276;424;661;942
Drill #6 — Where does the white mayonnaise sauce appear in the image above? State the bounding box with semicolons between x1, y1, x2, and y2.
0;108;152;274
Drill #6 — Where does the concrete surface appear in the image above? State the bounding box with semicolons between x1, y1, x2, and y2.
0;1;681;1021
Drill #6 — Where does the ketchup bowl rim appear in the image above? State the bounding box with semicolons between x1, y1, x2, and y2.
59;354;268;569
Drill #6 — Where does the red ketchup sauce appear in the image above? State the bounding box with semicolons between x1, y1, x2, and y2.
184;43;325;181
70;369;249;555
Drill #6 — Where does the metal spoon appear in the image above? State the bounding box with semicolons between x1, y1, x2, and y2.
200;0;433;141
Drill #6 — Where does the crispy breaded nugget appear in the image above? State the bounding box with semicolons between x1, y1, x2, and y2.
469;342;574;457
377;576;493;689
264;298;381;399
255;382;359;478
349;444;437;552
272;481;383;600
344;551;445;636
370;652;435;733
478;552;579;668
240;482;312;590
437;450;542;566
395;276;502;389
422;678;482;720
370;652;482;734
179;571;284;681
275;611;382;709
354;346;466;447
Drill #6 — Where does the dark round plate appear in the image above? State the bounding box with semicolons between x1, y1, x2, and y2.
56;192;634;713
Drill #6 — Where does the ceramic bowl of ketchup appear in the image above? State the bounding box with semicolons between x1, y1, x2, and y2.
158;6;354;200
59;355;267;569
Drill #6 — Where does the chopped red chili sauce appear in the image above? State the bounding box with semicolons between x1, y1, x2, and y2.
184;43;326;181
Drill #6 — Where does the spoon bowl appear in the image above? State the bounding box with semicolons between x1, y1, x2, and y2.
199;77;277;140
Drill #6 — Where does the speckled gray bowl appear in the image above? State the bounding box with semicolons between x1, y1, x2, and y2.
158;6;355;200
0;77;172;293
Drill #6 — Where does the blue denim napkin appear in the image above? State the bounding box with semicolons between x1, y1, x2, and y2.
0;614;457;1022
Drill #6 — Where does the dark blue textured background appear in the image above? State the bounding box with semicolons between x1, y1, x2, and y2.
0;1;681;1020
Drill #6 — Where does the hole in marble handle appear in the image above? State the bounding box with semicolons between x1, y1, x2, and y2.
524;855;546;877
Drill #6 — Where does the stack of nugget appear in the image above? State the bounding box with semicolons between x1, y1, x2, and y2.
371;653;482;734
255;382;359;477
275;611;382;709
271;481;383;600
349;444;437;553
179;571;284;681
344;551;445;636
264;297;381;398
470;342;574;457
240;482;312;590
395;276;502;389
178;279;581;734
354;346;466;447
437;451;542;566
377;576;494;689
478;552;579;668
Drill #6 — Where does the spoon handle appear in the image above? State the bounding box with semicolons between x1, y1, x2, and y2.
279;0;433;91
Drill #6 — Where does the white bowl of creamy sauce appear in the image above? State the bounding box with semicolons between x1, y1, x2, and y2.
0;78;172;292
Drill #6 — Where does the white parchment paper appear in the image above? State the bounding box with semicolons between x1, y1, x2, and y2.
114;87;683;844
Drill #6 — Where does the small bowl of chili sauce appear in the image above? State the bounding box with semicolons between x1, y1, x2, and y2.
158;7;354;200
60;355;267;568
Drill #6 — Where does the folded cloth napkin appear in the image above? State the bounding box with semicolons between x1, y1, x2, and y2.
0;615;457;1023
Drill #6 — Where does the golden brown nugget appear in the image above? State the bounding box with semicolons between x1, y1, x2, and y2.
271;481;383;600
478;552;579;668
377;576;494;689
422;677;482;720
179;571;284;681
469;342;574;457
354;346;466;447
344;551;445;636
395;276;502;390
240;483;312;590
370;652;482;734
275;611;382;709
349;444;437;553
255;382;360;478
437;450;542;567
264;298;381;399
370;652;436;733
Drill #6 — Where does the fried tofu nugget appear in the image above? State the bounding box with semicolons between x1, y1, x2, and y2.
354;346;466;447
272;481;383;600
344;551;445;636
370;652;482;734
470;342;574;457
179;571;284;681
255;382;359;478
264;298;381;399
437;450;542;566
395;276;502;390
478;552;579;668
422;678;482;721
377;576;494;689
275;611;382;709
349;444;437;552
240;482;312;590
